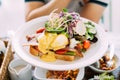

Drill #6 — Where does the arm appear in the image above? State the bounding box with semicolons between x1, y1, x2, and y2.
25;0;71;21
80;1;108;23
25;1;45;21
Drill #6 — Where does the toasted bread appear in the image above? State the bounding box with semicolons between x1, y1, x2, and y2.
30;45;39;56
29;46;74;61
55;54;74;61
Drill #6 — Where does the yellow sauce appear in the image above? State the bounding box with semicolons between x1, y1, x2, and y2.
38;33;68;62
38;32;57;54
40;51;56;62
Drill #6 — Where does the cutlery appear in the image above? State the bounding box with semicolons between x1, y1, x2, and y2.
106;43;115;68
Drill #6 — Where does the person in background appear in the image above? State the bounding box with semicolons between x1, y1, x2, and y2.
25;0;108;23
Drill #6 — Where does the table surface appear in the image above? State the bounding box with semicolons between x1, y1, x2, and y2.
8;66;120;80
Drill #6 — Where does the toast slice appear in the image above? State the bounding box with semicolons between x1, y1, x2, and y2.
55;54;74;61
30;45;39;56
29;46;75;61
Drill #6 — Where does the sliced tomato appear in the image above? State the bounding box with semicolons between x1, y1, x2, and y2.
83;40;90;49
55;48;68;55
36;27;45;34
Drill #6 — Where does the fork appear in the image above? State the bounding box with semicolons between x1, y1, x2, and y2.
106;43;115;68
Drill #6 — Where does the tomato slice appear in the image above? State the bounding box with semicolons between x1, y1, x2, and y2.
83;40;90;49
55;48;68;55
36;27;45;34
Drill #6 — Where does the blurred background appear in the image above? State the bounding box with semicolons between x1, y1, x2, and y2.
0;1;120;79
0;0;120;38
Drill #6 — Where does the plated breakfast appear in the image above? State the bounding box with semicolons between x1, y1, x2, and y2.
24;9;98;62
12;8;108;70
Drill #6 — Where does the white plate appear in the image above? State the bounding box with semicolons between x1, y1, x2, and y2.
34;67;84;80
12;16;108;70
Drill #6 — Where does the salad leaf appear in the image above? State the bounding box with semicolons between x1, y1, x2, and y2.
87;27;96;34
85;22;96;34
63;8;68;12
84;22;97;40
61;32;69;38
85;21;95;27
89;72;114;80
45;21;49;27
45;26;65;33
67;15;72;19
85;32;94;40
